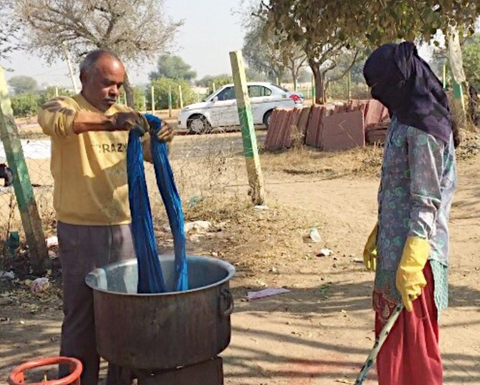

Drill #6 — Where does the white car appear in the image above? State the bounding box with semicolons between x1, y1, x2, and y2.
178;82;304;133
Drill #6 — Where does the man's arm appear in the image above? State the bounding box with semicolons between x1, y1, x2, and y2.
38;97;146;137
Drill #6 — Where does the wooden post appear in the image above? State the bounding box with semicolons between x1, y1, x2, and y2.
311;74;316;105
168;85;172;117
453;79;466;111
179;85;184;109
229;51;265;205
55;86;59;97
0;66;49;274
151;86;155;114
442;64;447;89
347;71;352;101
212;82;216;93
62;42;79;94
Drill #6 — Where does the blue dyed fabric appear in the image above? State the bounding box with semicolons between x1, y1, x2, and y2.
127;114;188;293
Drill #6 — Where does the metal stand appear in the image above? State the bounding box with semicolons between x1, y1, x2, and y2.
135;357;224;385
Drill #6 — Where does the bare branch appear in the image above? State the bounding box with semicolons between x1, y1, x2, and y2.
13;0;183;65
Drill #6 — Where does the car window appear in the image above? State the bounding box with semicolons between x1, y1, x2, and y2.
271;83;289;92
248;85;272;97
216;87;235;101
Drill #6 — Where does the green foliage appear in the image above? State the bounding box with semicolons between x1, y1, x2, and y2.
38;86;74;106
198;70;269;97
8;75;38;95
132;86;147;111
245;67;268;82
243;18;306;85
149;77;197;109
196;74;231;87
261;0;480;102
243;20;284;81
198;74;233;96
149;55;197;81
462;34;480;89
10;92;40;117
11;86;74;118
265;1;480;48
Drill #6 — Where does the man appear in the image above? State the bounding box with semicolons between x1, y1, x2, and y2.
38;49;172;385
362;42;457;384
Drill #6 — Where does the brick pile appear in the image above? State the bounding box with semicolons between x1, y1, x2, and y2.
264;99;391;151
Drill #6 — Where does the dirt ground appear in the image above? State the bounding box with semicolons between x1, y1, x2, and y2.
1;129;480;384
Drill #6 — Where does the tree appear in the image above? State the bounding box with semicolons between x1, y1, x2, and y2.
243;18;306;89
260;1;359;103
430;32;480;88
132;85;147;111
0;0;19;61
13;0;183;106
38;86;74;106
245;67;268;82
204;75;232;96
323;48;370;98
196;74;232;96
243;21;285;82
261;1;480;103
8;75;38;94
149;77;197;109
462;34;480;89
149;54;196;81
10;92;40;117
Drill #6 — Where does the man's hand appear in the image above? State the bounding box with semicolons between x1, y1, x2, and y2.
143;114;174;142
157;121;174;142
111;112;147;135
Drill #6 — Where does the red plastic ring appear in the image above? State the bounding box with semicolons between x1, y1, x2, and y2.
8;357;83;385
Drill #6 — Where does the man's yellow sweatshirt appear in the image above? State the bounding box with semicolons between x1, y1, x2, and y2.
38;93;150;226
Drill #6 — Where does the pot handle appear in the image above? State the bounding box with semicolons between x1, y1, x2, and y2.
219;287;234;318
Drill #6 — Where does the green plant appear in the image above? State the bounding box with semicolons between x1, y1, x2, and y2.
149;77;197;110
10;92;40;117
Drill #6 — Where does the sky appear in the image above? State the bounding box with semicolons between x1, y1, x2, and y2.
1;0;246;88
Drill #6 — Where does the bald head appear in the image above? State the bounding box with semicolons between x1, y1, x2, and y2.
79;50;126;112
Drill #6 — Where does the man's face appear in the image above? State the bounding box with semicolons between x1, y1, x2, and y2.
81;56;125;112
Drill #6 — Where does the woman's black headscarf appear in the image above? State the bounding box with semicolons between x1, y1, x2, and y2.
363;42;452;144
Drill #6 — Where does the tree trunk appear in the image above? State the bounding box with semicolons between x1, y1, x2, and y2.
124;72;135;108
290;60;297;91
309;60;325;104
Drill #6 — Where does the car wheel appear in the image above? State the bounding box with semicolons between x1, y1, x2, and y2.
187;115;211;134
263;110;273;129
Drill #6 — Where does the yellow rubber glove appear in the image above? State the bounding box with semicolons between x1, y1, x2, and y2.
396;237;430;312
363;224;378;271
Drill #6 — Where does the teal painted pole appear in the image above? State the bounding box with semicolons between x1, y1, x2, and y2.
0;66;49;274
229;51;265;205
168;85;172;117
442;64;447;89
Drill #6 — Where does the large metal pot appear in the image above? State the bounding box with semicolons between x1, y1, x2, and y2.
85;255;235;370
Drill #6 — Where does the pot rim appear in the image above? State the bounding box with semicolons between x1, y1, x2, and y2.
85;255;236;297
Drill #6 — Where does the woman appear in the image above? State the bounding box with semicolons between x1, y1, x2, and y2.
362;42;458;384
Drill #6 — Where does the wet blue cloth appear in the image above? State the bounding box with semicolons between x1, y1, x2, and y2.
127;114;188;293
